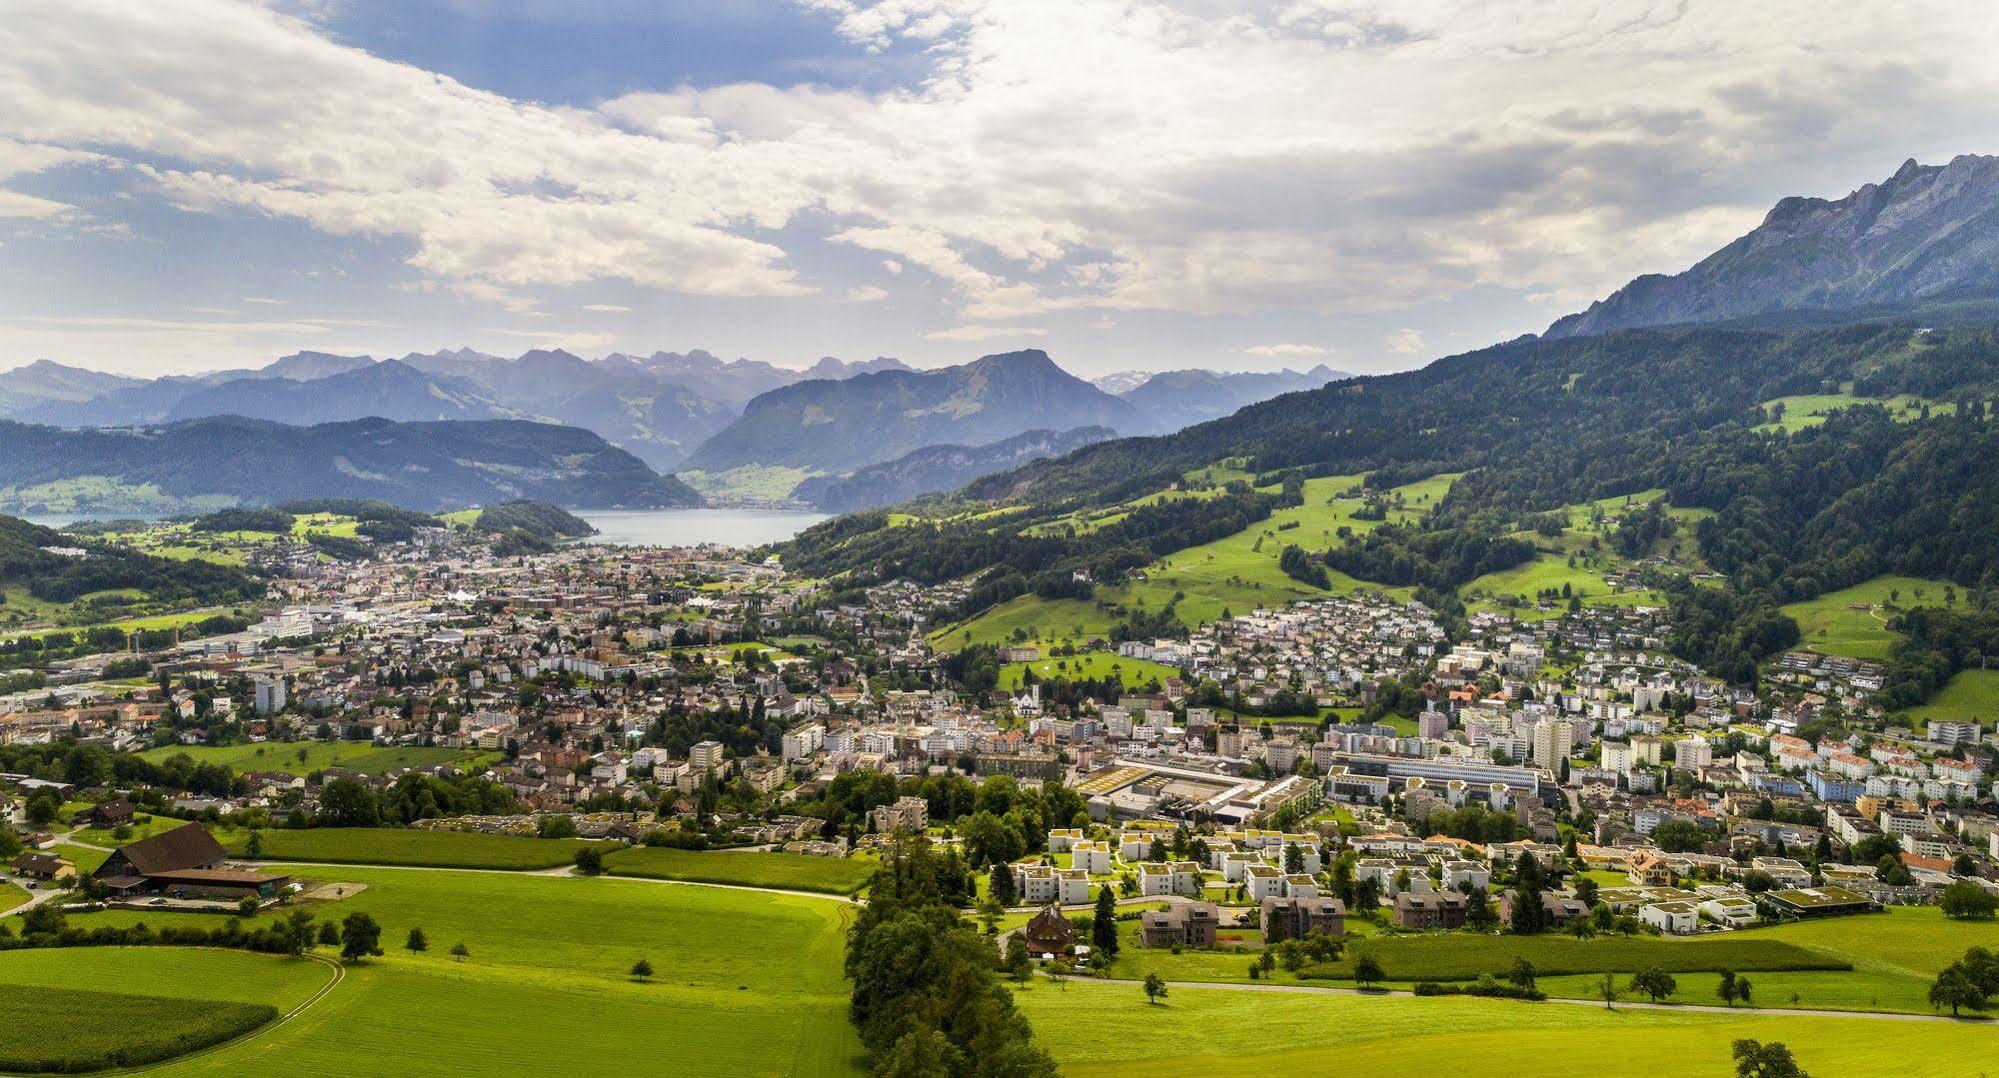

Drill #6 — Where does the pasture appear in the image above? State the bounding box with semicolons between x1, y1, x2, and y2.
137;741;490;775
996;651;1182;691
220;827;611;870
0;947;328;1073
1015;980;1999;1078
1779;575;1953;660
61;866;865;1076
1905;668;1999;727
603;845;875;895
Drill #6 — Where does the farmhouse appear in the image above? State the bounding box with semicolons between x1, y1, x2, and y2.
1020;905;1082;962
92;823;291;901
12;851;74;882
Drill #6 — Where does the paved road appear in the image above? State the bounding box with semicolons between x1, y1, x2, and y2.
1073;973;1985;1024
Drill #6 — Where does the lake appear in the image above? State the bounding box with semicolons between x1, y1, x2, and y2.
572;508;828;547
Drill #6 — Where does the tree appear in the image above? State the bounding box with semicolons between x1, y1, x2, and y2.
989;862;1018;906
1732;1039;1810;1078
339;912;383;964
1940;879;1999;920
1507;957;1537;992
319;921;340;946
1143;972;1168;1005
1596;972;1619;1009
631;957;654;980
1930;964;1985;1017
1717;968;1739;1007
875;1028;965;1078
1629;966;1677;1003
574;847;604;875
281;910;315;958
245;829;264;858
1092;886;1120;958
538;814;579;839
450;942;470;962
1651;820;1710;853
406;926;428;952
1047;959;1071;989
1004;936;1031;983
1736;975;1753;1006
1509;887;1545;934
1352;954;1384;988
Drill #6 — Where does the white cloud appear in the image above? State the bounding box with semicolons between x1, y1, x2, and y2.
1387;328;1425;355
241;296;285;305
580;304;632;313
923;324;1047;342
491;328;620;351
1246;343;1332;357
4;0;1999;340
842;285;889;303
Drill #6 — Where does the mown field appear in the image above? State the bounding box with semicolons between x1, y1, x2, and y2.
219;827;612;870
1905;668;1999;727
603;845;876;895
58;867;865;1076
1015;980;1999;1078
996;651;1183;691
0;947;328;1072
1755;392;1934;433
137;741;491;775
1778;574;1953;661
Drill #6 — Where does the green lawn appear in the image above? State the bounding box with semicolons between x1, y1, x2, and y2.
1015;980;1999;1078
0;884;27;915
72;812;194;846
1756;392;1933;433
220;827;614;870
1779;575;1955;660
61;867;865;1076
137;741;491;776
602;846;875;895
1905;668;1999;727
0;948;329;1073
997;651;1182;691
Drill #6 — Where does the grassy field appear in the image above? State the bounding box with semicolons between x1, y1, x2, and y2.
602;846;875;895
996;651;1183;691
62;867;865;1076
1905;668;1999;727
219;827;613;870
1016;980;1999;1078
72;812;196;846
138;741;491;775
0;948;329;1073
1778;575;1954;660
939;472;1442;652
1756;392;1934;433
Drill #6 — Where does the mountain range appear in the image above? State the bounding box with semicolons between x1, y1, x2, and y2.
682;350;1139;476
0;416;699;515
1546;154;1999;338
791;426;1117;513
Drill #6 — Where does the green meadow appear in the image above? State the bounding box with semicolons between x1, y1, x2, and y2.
995;651;1183;691
1756;392;1934;433
1015;980;1999;1078
0;948;327;1072
1779;574;1954;660
603;845;876;895
1905;668;1999;727
56;866;865;1076
137;741;492;776
218;827;612;870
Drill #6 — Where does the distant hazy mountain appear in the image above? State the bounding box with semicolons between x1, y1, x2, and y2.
1547;154;1999;339
792;426;1117;512
1090;370;1156;396
804;355;913;381
0;416;699;514
253;350;376;381
604;349;802;408
1118;365;1350;433
166;359;513;425
685;350;1140;475
0;360;142;417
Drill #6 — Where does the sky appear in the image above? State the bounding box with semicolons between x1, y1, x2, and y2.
3;0;1999;379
